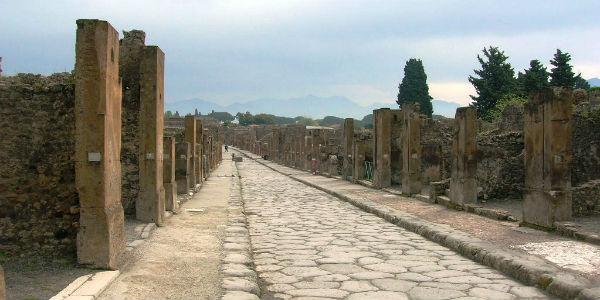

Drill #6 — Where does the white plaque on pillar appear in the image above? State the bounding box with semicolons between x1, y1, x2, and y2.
146;153;155;160
88;152;101;162
180;155;187;159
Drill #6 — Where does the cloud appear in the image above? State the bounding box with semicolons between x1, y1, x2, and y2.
1;0;599;107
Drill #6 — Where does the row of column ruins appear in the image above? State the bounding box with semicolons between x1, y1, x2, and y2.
229;88;577;230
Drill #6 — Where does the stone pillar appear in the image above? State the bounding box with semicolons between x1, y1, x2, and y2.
353;138;366;181
185;116;197;189
328;155;338;176
523;88;574;229
0;265;5;300
137;46;165;225
373;109;392;188
74;19;125;269
450;107;478;205
342;118;354;180
163;136;178;212
304;135;313;171
196;119;204;183
402;104;422;195
175;142;191;194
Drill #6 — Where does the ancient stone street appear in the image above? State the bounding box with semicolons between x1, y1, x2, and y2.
235;156;551;300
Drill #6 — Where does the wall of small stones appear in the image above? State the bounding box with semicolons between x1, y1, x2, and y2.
0;73;79;256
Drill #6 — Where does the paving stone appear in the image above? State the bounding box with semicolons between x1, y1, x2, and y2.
510;286;549;298
286;288;349;298
348;271;393;280
363;263;407;273
468;287;516;300
281;267;330;278
339;280;378;292
318;264;366;274
222;264;255;277
224;253;252;264
312;274;351;282
222;277;259;294
222;291;259;300
293;281;340;289
346;291;409;300
371;278;417;292
408;286;467;300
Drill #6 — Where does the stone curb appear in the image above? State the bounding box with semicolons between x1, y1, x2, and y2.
220;160;260;300
234;149;600;300
50;270;120;300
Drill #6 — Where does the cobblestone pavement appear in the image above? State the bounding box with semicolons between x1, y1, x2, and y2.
237;158;552;300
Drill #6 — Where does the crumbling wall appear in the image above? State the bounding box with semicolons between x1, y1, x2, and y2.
120;30;146;215
0;73;79;256
571;102;600;215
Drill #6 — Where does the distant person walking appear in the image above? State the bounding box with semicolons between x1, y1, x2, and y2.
224;145;229;152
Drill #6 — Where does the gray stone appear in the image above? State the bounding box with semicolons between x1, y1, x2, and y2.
346;291;409;300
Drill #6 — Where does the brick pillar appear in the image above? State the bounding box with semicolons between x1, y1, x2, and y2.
185;116;197;189
342;118;354;180
175;142;191;194
163;136;178;212
74;19;125;269
373;109;392;188
402;104;422;195
450;107;478;205
137;46;165;225
523;88;574;228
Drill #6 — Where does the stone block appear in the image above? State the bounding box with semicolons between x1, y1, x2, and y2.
74;19;125;269
185;116;197;188
342;118;355;180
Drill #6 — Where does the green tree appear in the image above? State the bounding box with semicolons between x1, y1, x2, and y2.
236;111;254;126
488;94;527;122
165;110;173;118
549;49;576;88
518;60;549;95
574;74;591;90
253;113;276;125
469;46;516;120
294;116;318;126
397;58;433;117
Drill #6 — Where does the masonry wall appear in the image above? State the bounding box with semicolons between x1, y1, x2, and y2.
0;73;79;256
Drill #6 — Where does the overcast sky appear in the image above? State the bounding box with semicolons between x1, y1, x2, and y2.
1;0;599;106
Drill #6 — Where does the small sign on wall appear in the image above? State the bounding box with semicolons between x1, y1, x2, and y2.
146;153;155;160
88;152;101;162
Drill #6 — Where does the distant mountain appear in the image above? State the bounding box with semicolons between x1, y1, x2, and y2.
165;96;462;119
588;78;600;87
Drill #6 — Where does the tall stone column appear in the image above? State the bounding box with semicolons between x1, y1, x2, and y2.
74;19;125;269
185;116;197;189
353;138;366;181
342;118;354;180
402;104;422;195
304;135;313;171
373;109;392;188
163;136;178;212
450;107;478;205
175;142;191;194
196;119;204;183
137;46;165;225
523;88;574;228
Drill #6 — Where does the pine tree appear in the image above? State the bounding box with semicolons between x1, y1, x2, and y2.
549;49;576;88
468;46;516;120
397;58;433;117
574;74;591;90
519;59;549;94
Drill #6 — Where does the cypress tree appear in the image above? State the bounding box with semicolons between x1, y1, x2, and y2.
519;59;549;94
549;49;576;88
396;58;433;117
468;46;516;120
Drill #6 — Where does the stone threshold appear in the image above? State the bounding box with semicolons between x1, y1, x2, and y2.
234;148;600;300
555;222;600;247
50;271;119;300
